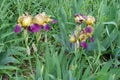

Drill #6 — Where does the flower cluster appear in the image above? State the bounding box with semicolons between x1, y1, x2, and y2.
70;14;96;49
14;12;57;33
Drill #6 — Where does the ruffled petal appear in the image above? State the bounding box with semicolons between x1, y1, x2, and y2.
14;24;21;34
80;41;88;49
28;24;41;33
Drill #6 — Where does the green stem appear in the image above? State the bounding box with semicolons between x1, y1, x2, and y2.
24;29;28;47
28;55;35;79
36;32;41;45
23;29;31;55
44;34;47;43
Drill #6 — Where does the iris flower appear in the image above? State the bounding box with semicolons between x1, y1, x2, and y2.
14;13;41;33
14;12;57;33
32;12;57;31
70;14;96;49
74;14;87;24
85;15;95;25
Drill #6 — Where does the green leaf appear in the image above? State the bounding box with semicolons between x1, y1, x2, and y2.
0;66;19;70
81;67;91;79
100;60;113;73
0;57;20;65
103;21;118;29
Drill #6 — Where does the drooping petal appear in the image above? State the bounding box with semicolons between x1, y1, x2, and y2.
43;24;51;31
90;37;94;42
14;24;21;34
80;41;88;49
51;19;57;24
85;26;92;33
28;24;41;33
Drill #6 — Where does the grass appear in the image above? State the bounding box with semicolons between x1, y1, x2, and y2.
0;0;120;80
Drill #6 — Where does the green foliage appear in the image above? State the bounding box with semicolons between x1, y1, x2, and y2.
0;0;120;80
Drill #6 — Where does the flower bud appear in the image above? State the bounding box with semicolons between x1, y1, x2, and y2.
70;36;76;43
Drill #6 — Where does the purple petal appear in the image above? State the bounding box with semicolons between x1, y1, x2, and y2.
75;14;87;24
14;24;21;34
70;43;73;48
28;24;41;33
79;14;87;20
90;37;94;42
43;24;51;31
52;19;57;24
80;41;88;49
85;26;92;33
79;20;83;24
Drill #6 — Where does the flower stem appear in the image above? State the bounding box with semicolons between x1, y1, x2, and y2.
24;29;28;47
44;34;47;43
23;29;30;55
37;32;41;43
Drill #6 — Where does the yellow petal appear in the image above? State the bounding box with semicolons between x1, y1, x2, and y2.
22;15;32;27
79;34;87;41
70;36;76;43
86;15;95;25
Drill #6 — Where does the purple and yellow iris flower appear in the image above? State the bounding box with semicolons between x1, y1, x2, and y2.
70;14;95;49
14;12;57;34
